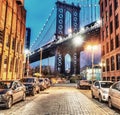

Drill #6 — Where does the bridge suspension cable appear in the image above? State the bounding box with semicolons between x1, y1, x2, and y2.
31;0;100;52
30;6;56;51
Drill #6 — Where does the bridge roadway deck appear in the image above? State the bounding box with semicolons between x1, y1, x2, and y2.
1;83;119;115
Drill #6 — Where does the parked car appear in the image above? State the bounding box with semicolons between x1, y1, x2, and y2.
21;77;40;96
0;80;26;109
77;80;92;89
39;78;47;90
108;81;120;109
91;81;113;102
44;78;51;88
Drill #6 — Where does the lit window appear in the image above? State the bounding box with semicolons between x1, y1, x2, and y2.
111;56;115;71
116;54;120;70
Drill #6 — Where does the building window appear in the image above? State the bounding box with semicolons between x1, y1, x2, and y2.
105;0;107;7
106;11;109;22
107;77;110;81
6;34;10;47
111;76;115;82
12;39;15;50
10;58;13;72
17;43;19;52
0;54;1;70
115;34;120;48
15;59;18;72
102;16;104;26
109;4;112;17
21;45;23;54
111;56;115;71
4;56;8;72
102;31;104;41
106;26;108;37
117;76;120;81
110;39;114;51
110;21;113;34
116;54;120;70
106;58;109;71
0;30;3;43
101;2;103;13
106;42;109;53
114;0;118;10
102;45;105;56
103;77;106;81
115;14;119;29
102;61;105;72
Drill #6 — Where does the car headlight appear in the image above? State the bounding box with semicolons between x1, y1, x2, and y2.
0;94;7;99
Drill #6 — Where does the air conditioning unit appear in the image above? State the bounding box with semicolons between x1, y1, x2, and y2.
16;0;24;6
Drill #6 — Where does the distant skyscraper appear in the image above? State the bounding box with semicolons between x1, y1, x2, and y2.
25;28;31;49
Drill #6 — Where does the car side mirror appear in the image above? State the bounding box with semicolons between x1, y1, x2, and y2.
12;86;17;90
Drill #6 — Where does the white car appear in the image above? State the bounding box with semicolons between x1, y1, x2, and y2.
108;81;120;109
91;81;113;102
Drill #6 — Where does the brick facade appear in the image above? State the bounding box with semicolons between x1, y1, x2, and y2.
0;0;26;80
100;0;120;81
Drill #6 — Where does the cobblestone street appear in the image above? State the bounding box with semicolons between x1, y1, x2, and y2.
0;84;120;115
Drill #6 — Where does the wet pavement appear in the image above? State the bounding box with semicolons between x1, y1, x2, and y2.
0;83;120;115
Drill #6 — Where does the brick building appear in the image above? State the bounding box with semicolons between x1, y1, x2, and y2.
100;0;120;81
0;0;26;80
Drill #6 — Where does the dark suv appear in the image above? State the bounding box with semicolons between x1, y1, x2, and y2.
21;77;40;96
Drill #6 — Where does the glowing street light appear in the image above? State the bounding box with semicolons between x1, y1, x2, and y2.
73;36;84;47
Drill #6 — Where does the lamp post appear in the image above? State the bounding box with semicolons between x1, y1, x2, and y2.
40;48;42;76
87;45;97;84
25;49;30;77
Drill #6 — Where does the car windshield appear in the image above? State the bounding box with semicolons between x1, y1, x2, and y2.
101;82;113;88
21;78;34;83
39;79;43;82
0;81;12;89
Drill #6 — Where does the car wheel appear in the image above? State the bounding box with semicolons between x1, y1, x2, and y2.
6;96;13;109
108;98;113;108
79;86;82;89
22;92;26;101
91;91;95;98
89;86;91;90
37;88;40;94
32;88;36;96
99;94;102;102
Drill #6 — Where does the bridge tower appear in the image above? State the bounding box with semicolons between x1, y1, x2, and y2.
55;1;81;75
55;1;80;39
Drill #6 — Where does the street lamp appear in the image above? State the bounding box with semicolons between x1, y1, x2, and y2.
86;45;98;83
73;36;84;47
40;48;42;76
24;49;30;77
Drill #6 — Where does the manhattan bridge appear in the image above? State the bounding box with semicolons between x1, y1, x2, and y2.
28;0;101;75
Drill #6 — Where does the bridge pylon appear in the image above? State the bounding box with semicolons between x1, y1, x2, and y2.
55;1;80;39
